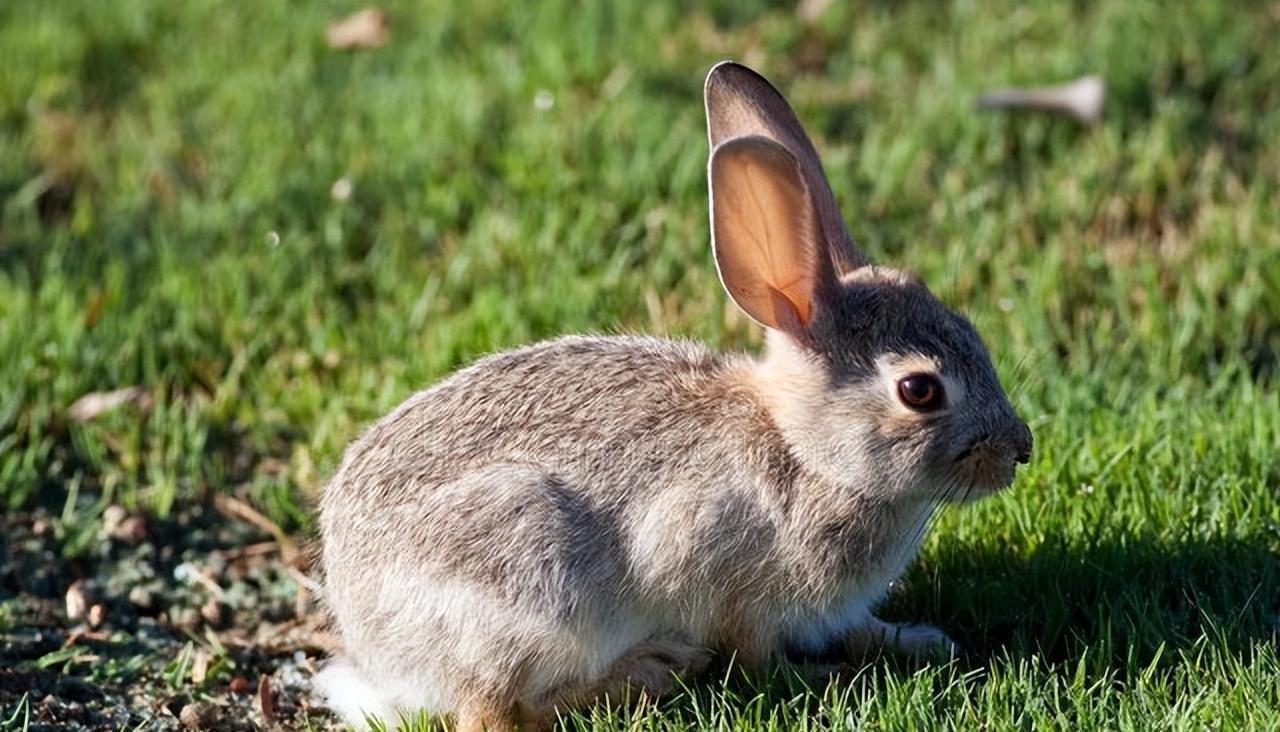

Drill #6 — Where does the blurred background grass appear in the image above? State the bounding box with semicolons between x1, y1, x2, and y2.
4;0;1277;525
1;0;1279;717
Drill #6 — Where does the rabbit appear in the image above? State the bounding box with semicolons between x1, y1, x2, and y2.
316;61;1033;732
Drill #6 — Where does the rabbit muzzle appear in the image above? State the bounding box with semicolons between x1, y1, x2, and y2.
953;419;1033;497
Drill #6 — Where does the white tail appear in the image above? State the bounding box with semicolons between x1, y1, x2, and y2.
314;658;398;730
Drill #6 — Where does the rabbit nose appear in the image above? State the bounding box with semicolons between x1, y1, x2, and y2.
1011;422;1033;464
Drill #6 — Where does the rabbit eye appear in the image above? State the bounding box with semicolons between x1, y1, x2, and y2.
897;373;944;411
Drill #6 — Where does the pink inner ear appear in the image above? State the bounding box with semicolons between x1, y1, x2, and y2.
710;136;823;334
768;286;809;330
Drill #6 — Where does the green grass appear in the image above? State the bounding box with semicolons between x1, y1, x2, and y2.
2;0;1279;729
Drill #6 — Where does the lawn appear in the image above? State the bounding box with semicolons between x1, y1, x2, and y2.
2;0;1279;729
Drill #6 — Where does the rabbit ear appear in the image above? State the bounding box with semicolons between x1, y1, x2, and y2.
709;135;834;335
704;61;866;276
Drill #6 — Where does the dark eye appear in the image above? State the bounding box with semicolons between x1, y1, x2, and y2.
897;373;945;411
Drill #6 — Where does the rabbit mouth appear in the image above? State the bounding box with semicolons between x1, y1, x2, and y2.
969;463;1019;495
945;469;1017;504
949;445;1021;500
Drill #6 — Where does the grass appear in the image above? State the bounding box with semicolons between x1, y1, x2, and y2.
2;0;1278;729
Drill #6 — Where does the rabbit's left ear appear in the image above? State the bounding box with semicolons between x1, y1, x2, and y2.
704;61;866;276
709;135;835;335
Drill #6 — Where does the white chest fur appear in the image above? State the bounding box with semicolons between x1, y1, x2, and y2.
778;500;935;654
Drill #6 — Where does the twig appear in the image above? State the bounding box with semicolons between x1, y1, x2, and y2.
213;495;302;568
215;540;282;562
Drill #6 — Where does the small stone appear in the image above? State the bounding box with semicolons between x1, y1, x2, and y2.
229;676;250;693
177;607;202;630
115;515;148;544
128;586;155;611
65;580;93;621
101;505;128;536
199;598;226;629
102;505;147;543
86;603;106;629
179;700;218;729
173;562;195;583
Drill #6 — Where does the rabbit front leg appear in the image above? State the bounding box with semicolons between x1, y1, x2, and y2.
518;633;712;730
843;613;959;661
776;616;958;688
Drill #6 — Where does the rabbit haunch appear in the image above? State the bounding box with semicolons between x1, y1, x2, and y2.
318;61;1031;731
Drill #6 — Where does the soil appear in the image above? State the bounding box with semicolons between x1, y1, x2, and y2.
0;504;344;731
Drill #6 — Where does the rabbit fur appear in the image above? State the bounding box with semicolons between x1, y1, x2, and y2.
317;61;1032;731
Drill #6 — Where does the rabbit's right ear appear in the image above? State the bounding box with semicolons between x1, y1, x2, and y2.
705;61;867;276
709;135;834;336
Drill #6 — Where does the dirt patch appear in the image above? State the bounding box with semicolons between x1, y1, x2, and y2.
0;505;341;731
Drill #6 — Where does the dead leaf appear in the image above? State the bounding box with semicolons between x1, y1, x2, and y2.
67;386;152;422
83;288;106;328
797;0;834;22
327;8;388;50
330;177;353;201
191;648;212;684
976;75;1106;125
34;110;86;186
258;675;276;725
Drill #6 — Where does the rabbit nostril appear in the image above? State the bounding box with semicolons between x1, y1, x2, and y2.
1014;449;1031;465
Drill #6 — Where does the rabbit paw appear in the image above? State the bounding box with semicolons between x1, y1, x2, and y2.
886;623;960;659
605;635;713;696
847;616;960;662
526;633;711;724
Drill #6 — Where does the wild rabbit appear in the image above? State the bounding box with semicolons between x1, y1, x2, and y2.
317;61;1032;731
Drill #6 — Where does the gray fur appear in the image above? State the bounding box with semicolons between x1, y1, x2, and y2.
318;62;1031;731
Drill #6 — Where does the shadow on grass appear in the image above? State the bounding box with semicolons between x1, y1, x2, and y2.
887;532;1280;671
595;532;1280;728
